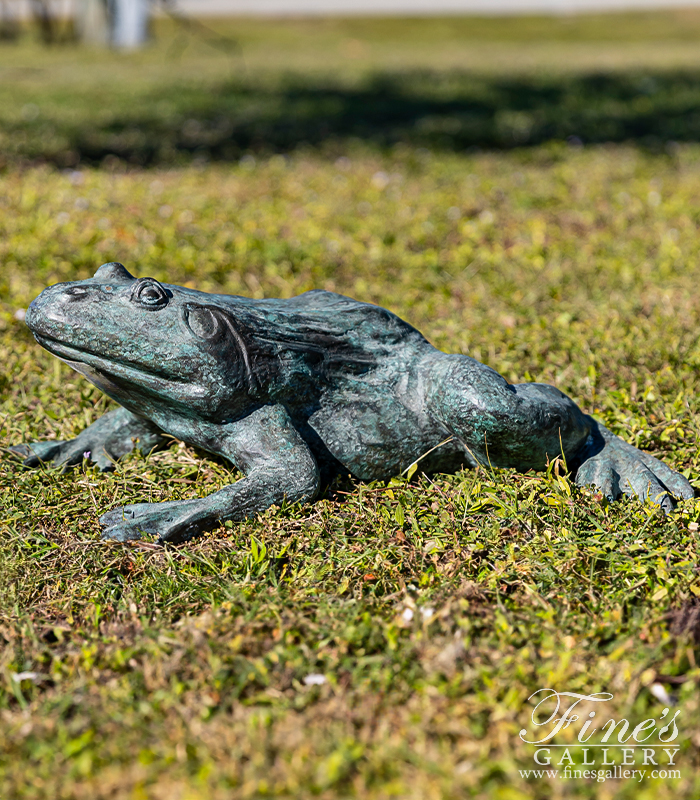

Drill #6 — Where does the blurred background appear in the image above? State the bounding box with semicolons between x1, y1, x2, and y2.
8;0;700;48
5;1;700;168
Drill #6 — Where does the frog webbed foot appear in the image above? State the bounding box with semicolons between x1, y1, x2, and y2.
10;438;117;472
8;407;167;472
9;441;68;467
100;500;196;543
574;421;694;513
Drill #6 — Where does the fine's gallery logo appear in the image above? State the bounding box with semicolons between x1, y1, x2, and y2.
518;689;681;783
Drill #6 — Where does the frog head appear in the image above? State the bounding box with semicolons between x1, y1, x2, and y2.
25;263;256;422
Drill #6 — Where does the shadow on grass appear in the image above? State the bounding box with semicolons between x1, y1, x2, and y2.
9;68;700;167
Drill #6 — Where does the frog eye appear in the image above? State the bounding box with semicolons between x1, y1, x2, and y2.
130;278;169;310
185;305;220;340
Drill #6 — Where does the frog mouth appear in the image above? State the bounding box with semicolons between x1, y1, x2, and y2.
33;334;201;394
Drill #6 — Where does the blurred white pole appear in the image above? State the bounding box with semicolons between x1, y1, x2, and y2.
112;0;148;48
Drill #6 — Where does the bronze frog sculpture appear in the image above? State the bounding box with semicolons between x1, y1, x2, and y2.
10;262;693;543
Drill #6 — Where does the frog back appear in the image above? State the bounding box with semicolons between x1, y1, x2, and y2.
212;289;430;395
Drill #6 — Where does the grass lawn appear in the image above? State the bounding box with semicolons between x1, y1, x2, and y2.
2;11;700;799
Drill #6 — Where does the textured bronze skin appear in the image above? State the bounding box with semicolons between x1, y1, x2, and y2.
10;262;693;543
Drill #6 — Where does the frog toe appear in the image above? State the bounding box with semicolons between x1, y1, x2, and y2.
92;451;118;472
9;441;65;467
100;508;156;542
99;503;182;542
575;456;620;501
99;504;143;528
621;462;675;514
99;508;134;532
100;522;146;542
55;442;102;470
638;454;695;501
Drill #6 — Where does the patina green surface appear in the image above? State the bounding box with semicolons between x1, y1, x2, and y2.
11;262;693;543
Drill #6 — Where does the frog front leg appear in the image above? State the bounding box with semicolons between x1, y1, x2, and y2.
9;407;168;471
99;404;320;544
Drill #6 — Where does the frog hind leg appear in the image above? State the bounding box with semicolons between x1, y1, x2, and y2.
429;354;591;471
429;353;692;509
